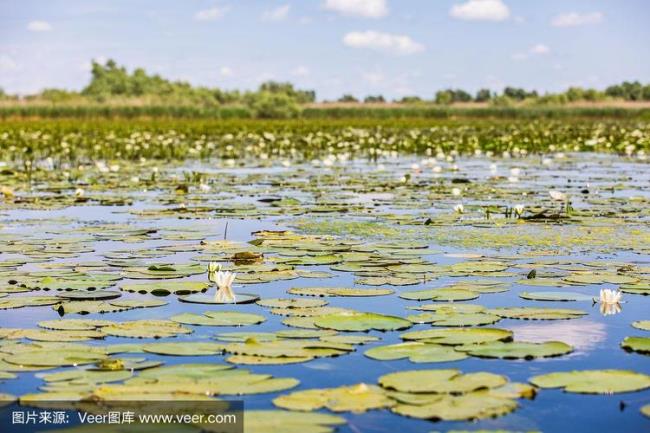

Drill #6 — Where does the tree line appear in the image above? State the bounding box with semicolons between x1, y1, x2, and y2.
1;59;649;118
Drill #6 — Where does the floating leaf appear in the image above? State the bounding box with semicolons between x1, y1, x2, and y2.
171;311;265;327
401;328;513;346
288;287;393;297
458;341;573;359
314;312;412;332
621;336;650;354
273;384;394;413
488;307;587;320
399;288;478;302
365;342;467;363
379;369;507;394
519;291;593;302
529;370;650;394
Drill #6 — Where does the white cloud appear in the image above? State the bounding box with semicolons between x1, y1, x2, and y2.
27;20;52;32
220;66;233;77
194;6;229;21
0;55;18;71
449;0;510;22
324;0;388;18
343;31;424;55
262;4;290;21
529;43;550;55
551;12;604;27
291;66;310;77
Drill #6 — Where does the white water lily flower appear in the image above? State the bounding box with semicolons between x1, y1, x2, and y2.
453;204;464;214
514;204;524;216
549;190;567;201
207;262;220;274
599;289;622;305
214;270;237;303
451;187;461;197
74;188;85;198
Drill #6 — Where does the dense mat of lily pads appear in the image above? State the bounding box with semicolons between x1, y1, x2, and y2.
1;119;650;432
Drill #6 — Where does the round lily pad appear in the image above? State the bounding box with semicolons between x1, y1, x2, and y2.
365;342;468;363
401;328;513;346
399;288;479;302
143;342;226;356
288;287;393;297
632;321;650;331
529;369;650;394
273;384;394;413
257;298;328;309
102;320;192;338
120;281;209;296
314;312;412;332
171;311;266;327
391;393;517;421
519;291;593;302
57;290;122;300
621;336;650;354
178;293;260;304
379;369;507;394
458;341;573;359
488;307;587;320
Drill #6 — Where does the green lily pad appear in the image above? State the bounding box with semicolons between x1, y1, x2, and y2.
142;342;226;356
406;311;501;327
120;281;209;296
488;307;587;320
399;288;479;302
257;298;328;309
273;384;394;413
314;311;412;332
632;321;650;331
519;291;594;302
365;342;468;363
529;369;650;394
288;287;393;297
458;341;573;359
391;392;517;421
178;293;260;304
171;311;266;327
621;336;650;354
379;369;507;393
401;328;513;346
102;320;192;338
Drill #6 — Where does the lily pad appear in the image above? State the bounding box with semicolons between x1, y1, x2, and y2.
365;342;468;363
519;291;593;302
314;312;412;332
458;341;573;359
379;369;507;394
171;311;265;327
621;336;650;354
488;307;587;320
401;328;513;346
288;287;393;297
273;384;394;413
529;369;650;394
399;288;478;302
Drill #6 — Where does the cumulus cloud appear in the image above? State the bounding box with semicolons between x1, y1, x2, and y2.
343;31;424;55
262;4;290;21
551;12;604;27
27;20;52;32
449;0;510;22
324;0;388;18
194;6;229;21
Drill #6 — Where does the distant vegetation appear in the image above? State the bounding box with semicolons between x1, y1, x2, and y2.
1;59;650;118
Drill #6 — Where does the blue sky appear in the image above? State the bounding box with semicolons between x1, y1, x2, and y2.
1;0;648;99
